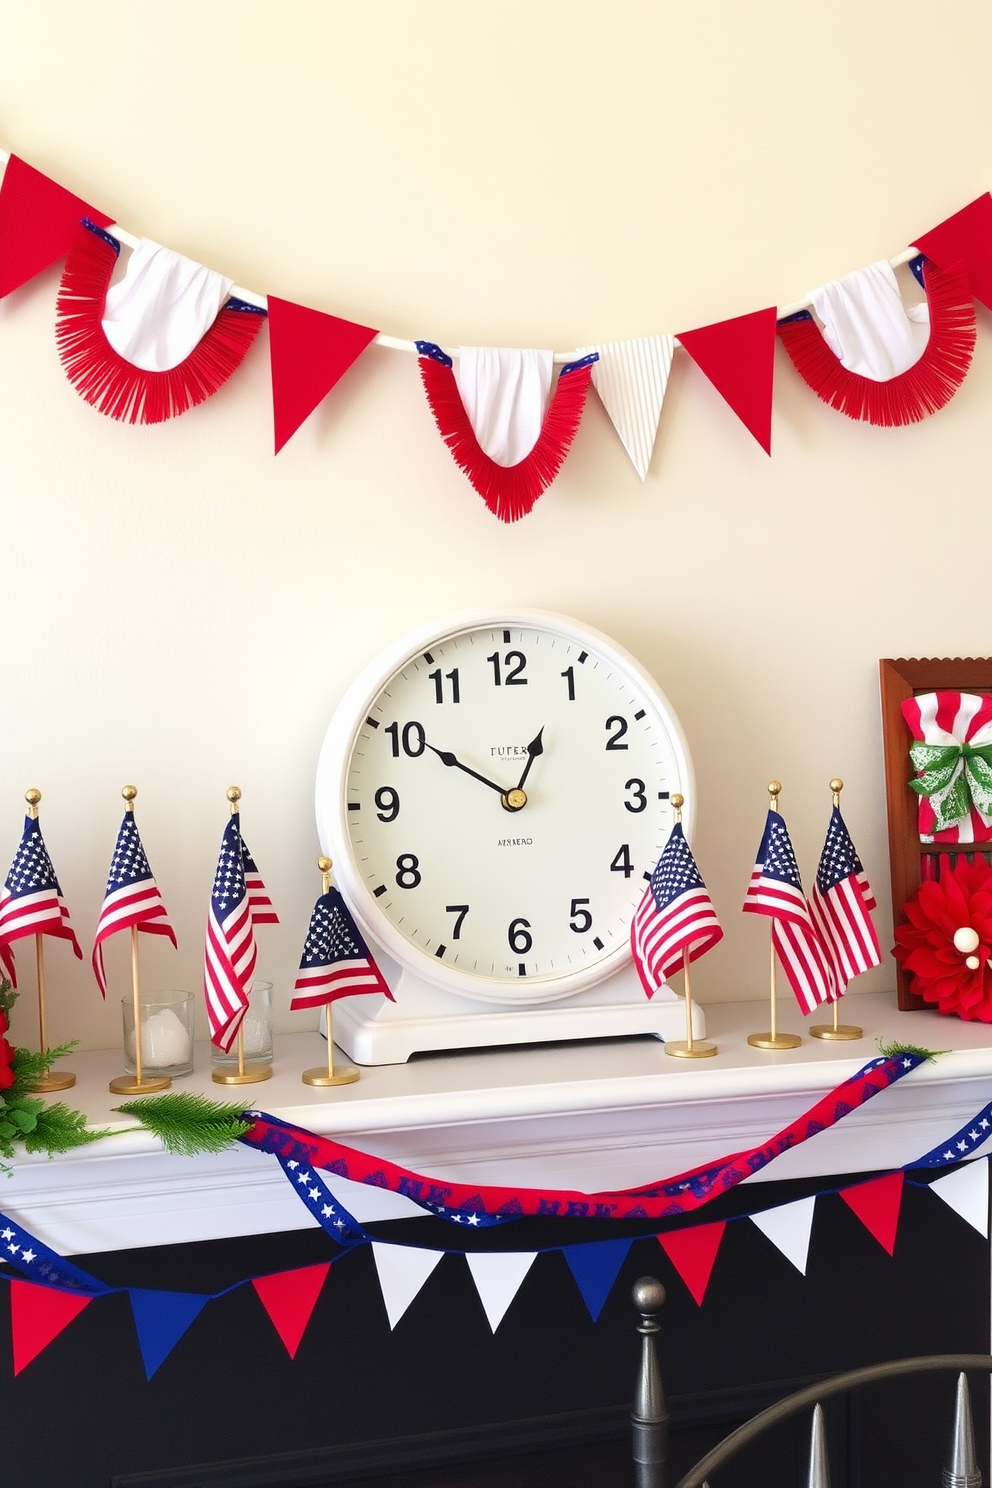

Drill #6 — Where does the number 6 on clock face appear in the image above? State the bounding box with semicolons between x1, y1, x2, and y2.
315;610;694;1006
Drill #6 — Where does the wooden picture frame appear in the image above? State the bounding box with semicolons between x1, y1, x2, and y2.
879;657;992;1009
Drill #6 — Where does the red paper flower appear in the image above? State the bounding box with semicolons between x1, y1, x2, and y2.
893;855;992;1020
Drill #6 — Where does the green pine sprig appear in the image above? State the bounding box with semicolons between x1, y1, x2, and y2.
876;1037;947;1063
112;1093;254;1156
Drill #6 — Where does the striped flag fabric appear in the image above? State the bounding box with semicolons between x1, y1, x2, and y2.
92;809;177;996
809;805;881;991
0;814;82;987
242;839;278;926
290;887;392;1011
631;822;723;998
743;809;837;1013
203;814;257;1050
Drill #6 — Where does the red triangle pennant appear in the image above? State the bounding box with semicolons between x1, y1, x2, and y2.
268;296;378;453
0;155;112;299
677;307;777;454
657;1222;726;1306
9;1280;91;1375
840;1172;904;1256
252;1262;330;1359
914;194;992;313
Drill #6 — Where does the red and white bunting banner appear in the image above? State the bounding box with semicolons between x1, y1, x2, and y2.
677;306;777;453
464;1250;538;1332
749;1195;817;1276
839;1172;905;1256
657;1221;726;1306
578;334;674;481
268;297;378;453
371;1243;445;1329
251;1263;330;1359
929;1158;989;1238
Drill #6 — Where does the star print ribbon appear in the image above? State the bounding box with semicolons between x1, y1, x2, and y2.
908;740;992;832
912;1094;992;1168
0;1216;111;1294
275;1154;371;1250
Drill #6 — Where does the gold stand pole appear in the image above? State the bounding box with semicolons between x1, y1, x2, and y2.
109;787;171;1094
213;786;273;1086
24;790;75;1093
664;795;717;1058
810;778;863;1041
748;781;802;1050
304;857;359;1087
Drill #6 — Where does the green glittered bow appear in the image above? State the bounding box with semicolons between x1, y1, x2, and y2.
908;739;992;831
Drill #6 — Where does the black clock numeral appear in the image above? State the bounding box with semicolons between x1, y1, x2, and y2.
374;786;400;823
560;665;575;701
624;778;647;814
395;853;422;889
446;904;469;939
610;844;634;878
508;917;533;953
385;721;426;757
569;897;592;934
428;667;460;704
487;650;528;686
605;715;629;750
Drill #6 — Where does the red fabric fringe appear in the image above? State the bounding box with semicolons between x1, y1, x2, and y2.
418;357;592;522
777;259;976;426
55;225;263;424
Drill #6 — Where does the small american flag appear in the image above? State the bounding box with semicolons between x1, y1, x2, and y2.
631;822;723;998
809;805;881;992
242;839;278;926
0;815;82;987
290;887;392;1011
203;814;257;1050
92;810;177;996
743;809;837;1013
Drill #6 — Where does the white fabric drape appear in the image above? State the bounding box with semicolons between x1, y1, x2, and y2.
808;259;929;381
454;346;552;465
102;239;234;372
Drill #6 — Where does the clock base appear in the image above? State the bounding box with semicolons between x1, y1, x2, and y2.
321;958;705;1065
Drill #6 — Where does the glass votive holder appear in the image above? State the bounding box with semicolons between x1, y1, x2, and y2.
123;992;195;1078
210;980;273;1069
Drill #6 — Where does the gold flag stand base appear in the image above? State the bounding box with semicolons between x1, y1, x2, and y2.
665;1040;718;1059
35;1070;77;1092
809;1022;862;1041
211;1063;272;1086
109;1073;171;1094
302;1064;360;1086
747;1031;803;1050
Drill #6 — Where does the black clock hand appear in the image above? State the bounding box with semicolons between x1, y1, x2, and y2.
515;728;544;792
425;743;506;796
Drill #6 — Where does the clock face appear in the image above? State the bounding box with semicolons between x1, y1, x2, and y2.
316;611;693;1004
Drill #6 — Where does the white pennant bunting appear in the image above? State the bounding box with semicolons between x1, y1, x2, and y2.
578;335;674;481
464;1251;538;1332
749;1196;817;1275
322;1171;431;1223
929;1159;990;1237
371;1243;444;1329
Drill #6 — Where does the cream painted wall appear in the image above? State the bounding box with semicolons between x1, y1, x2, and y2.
0;1;989;1051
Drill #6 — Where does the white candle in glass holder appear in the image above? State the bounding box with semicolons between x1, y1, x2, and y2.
127;1008;192;1068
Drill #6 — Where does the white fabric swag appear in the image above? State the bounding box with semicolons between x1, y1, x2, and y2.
454;346;553;465
808;259;930;382
102;239;235;372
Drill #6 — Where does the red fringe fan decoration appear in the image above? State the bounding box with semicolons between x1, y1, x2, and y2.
55;224;264;424
418;350;593;523
777;258;976;426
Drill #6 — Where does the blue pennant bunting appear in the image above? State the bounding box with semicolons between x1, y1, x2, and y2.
563;1238;633;1322
129;1289;210;1379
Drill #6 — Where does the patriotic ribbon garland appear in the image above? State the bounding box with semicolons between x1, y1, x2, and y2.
240;1052;926;1224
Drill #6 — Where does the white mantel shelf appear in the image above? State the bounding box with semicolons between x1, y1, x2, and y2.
4;991;992;1256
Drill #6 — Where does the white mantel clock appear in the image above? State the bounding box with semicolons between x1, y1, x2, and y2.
314;609;705;1063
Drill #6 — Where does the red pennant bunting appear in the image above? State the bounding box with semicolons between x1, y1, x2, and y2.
9;1280;91;1375
252;1262;329;1359
677;307;777;454
840;1172;904;1255
0;155;111;299
914;194;992;313
657;1221;726;1305
268;296;378;453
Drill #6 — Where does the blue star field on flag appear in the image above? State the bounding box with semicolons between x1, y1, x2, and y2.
0;814;81;984
290;887;391;1011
